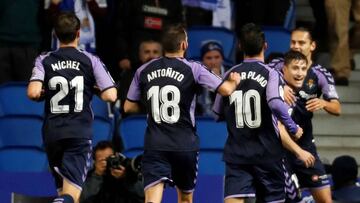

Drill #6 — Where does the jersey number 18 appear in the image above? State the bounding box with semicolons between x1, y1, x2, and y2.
147;85;180;124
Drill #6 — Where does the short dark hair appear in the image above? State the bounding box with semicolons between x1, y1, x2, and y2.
291;27;314;42
92;141;114;160
239;23;265;57
161;24;187;53
283;50;307;66
54;12;80;44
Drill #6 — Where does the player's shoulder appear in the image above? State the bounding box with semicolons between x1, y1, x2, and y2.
268;57;284;65
267;57;284;71
77;48;100;60
311;63;335;79
37;50;54;60
311;63;331;75
177;57;205;68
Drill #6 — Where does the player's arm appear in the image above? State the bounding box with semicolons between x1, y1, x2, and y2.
124;100;141;114
195;63;240;96
123;67;142;114
217;72;241;96
28;56;45;101
212;93;225;121
90;54;118;102
309;68;341;116
100;87;117;102
306;98;341;116
267;70;302;138
278;122;315;168
27;81;43;101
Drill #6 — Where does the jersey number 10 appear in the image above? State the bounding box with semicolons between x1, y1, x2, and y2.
230;89;261;128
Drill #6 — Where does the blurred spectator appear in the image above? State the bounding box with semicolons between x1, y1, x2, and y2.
197;41;226;116
325;0;360;86
118;40;163;115
0;0;43;84
46;0;96;53
80;141;144;203
114;0;184;72
331;155;360;203
86;0;119;82
212;0;232;29
183;0;232;29
45;0;120;81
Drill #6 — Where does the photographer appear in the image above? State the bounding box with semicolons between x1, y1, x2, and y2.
79;141;144;203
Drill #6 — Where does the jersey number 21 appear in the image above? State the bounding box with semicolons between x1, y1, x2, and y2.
49;76;84;113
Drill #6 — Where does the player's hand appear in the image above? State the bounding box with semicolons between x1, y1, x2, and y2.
293;126;303;140
296;149;315;168
118;59;131;70
284;85;296;106
306;98;325;112
228;72;241;86
111;166;126;179
37;89;45;102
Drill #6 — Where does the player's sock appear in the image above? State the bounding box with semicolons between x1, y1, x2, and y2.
52;194;74;203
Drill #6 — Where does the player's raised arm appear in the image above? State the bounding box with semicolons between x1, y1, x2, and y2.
217;72;241;96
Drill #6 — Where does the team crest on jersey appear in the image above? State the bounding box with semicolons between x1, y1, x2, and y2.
307;79;314;89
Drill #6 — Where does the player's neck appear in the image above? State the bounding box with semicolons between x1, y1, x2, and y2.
307;57;313;69
244;50;264;62
59;41;78;49
244;55;264;62
165;51;184;58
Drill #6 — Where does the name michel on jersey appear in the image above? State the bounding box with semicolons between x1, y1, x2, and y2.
147;67;184;82
240;71;267;87
51;61;80;71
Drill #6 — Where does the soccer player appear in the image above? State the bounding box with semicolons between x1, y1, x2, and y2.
27;12;117;203
268;27;341;203
123;24;240;203
279;50;316;168
213;23;303;203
